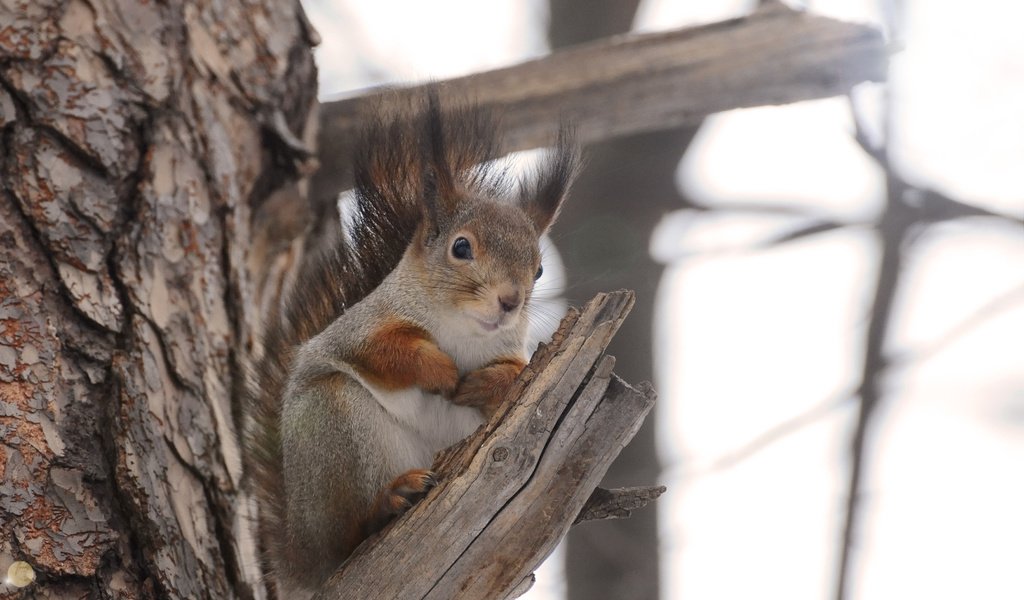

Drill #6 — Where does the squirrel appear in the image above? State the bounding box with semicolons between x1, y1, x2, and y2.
244;89;580;597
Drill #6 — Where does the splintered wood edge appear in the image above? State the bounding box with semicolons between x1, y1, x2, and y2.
502;575;536;600
427;366;657;598
575;485;668;524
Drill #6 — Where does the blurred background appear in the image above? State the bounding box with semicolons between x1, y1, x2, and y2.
302;0;1024;598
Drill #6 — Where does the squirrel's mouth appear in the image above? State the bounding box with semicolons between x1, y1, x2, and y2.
470;316;501;333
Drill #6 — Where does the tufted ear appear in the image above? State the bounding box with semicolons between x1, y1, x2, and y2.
520;124;581;234
417;87;502;238
419;87;459;237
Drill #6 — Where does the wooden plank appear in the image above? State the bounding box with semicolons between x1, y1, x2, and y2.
310;6;887;199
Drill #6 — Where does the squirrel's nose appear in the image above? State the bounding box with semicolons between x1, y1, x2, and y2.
498;291;522;313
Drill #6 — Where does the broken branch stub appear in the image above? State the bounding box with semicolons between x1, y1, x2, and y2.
314;290;658;600
575;485;668;525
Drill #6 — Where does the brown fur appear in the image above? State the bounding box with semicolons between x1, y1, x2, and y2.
453;356;528;418
350;320;459;396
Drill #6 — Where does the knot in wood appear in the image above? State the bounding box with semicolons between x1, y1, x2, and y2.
492;447;510;462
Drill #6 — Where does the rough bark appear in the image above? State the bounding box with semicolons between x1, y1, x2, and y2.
313;291;658;600
310;4;887;203
0;0;317;597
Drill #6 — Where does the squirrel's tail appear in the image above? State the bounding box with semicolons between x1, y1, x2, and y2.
242;87;507;588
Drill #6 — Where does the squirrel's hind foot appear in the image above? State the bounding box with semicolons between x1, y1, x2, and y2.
365;468;437;535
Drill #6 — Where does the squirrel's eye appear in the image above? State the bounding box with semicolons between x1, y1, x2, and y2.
534;264;544;281
451;237;473;260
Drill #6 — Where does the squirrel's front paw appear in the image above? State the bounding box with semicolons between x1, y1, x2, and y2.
453;356;526;418
418;351;460;398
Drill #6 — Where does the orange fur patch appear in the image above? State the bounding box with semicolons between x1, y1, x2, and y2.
351;320;459;396
358;468;437;540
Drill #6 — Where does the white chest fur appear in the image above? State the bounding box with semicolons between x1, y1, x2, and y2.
364;386;484;469
343;311;526;469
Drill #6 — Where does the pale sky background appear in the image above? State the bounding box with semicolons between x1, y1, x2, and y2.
302;1;1024;598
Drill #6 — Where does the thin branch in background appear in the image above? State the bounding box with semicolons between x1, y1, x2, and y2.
888;281;1024;369
912;187;1024;228
696;272;1020;475
702;274;1022;476
849;93;887;164
834;187;906;600
834;16;908;591
707;391;854;472
758;220;847;248
688;201;831;216
833;1;944;593
836;3;1024;593
850;95;1023;228
654;216;853;263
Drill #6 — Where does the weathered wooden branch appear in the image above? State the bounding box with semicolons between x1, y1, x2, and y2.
311;290;657;600
310;5;887;200
575;485;667;525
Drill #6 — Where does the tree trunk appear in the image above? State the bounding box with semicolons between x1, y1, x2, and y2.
0;0;317;597
555;127;698;600
547;2;699;598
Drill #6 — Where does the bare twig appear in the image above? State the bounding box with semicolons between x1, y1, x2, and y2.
850;94;1023;228
760;220;848;248
889;281;1024;368
709;391;854;472
835;8;906;590
707;274;1023;476
837;20;1024;595
834;197;906;600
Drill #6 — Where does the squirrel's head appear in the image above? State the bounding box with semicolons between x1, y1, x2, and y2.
352;88;580;336
412;193;558;335
407;90;579;336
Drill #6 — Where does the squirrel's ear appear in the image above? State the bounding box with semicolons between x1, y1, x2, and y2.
520;124;581;234
419;87;460;235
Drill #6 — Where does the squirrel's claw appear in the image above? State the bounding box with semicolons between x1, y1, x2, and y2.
359;469;437;542
381;469;437;516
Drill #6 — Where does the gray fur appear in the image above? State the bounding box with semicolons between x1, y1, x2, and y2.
278;200;535;592
253;92;580;597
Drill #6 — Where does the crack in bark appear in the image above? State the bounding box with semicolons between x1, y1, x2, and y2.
163;433;254;600
102;357;161;598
